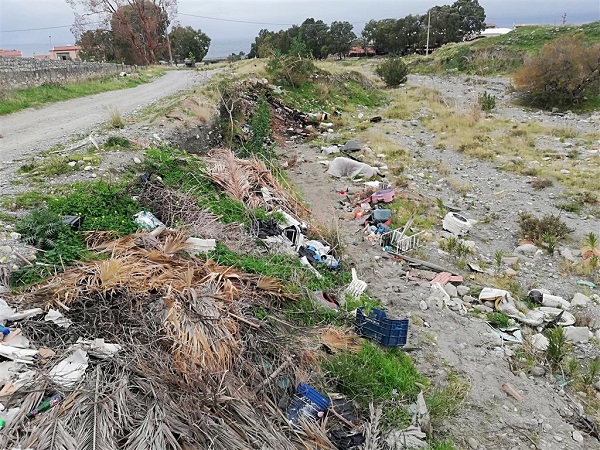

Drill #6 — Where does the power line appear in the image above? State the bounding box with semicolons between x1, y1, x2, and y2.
178;12;370;27
0;24;74;33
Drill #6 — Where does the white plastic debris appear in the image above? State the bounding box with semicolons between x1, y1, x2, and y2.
327;157;379;179
185;237;217;254
344;268;367;302
0;345;38;364
0;299;43;323
44;309;72;328
442;212;472;236
76;338;121;359
49;349;89;388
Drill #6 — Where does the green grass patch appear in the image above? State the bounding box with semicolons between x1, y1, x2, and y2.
324;340;426;406
425;371;469;426
48;181;140;235
18;153;101;178
0;67;166;115
144;146;248;224
1;191;50;209
104;136;132;149
279;73;385;114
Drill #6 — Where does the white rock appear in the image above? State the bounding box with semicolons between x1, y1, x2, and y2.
515;244;538;255
457;285;470;296
572;430;584;443
531;333;549;351
571;293;591;307
443;283;458;297
67;161;77;167
83;165;92;171
133;157;142;164
419;300;428;311
505;268;517;277
563;326;590;343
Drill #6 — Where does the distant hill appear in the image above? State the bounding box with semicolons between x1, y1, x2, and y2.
407;21;600;75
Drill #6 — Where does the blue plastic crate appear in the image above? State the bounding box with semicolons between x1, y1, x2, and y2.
355;307;409;347
286;383;330;426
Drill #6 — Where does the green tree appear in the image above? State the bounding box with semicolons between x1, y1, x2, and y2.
77;29;117;62
169;25;210;63
110;0;169;65
452;0;486;38
328;21;356;59
299;18;330;59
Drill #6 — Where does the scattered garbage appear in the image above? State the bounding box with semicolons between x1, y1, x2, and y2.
313;291;340;311
577;280;596;289
355;307;409;347
26;395;63;419
133;211;164;230
345;268;368;301
327;157;379;179
321;145;340;155
370;116;382;123
185;237;217;254
286;382;330;427
44;308;72;328
48;349;89;388
442;212;472;236
528;289;570;310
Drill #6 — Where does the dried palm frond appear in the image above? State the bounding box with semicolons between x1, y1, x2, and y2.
320;327;362;354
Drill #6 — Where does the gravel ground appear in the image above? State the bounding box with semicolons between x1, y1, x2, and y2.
285;74;600;449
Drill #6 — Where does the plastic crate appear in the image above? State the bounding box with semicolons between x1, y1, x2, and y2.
286;383;330;426
355;307;409;347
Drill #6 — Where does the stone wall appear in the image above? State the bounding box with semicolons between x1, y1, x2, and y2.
0;56;133;89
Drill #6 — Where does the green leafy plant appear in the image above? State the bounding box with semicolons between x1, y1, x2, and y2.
266;46;316;88
487;312;510;328
583;357;600;385
105;136;132;148
494;250;504;271
542;232;558;254
375;57;408;87
478;91;496;112
16;209;70;250
241;94;275;160
544;326;568;370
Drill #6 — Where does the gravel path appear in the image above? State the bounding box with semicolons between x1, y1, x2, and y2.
0;69;217;163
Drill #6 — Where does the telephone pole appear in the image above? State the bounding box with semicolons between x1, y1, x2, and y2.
426;10;431;55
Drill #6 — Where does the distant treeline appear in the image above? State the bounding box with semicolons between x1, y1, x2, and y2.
248;0;486;59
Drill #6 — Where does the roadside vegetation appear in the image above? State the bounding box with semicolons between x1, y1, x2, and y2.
0;66;166;115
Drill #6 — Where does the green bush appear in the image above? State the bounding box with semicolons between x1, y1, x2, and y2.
241;94;275;160
16;209;71;250
478;91;496;112
518;212;572;244
375;57;408;87
266;52;316;88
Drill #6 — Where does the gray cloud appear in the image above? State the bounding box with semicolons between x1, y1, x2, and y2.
1;0;598;57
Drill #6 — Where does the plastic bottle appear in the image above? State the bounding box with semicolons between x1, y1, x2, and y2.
0;325;9;336
0;417;5;429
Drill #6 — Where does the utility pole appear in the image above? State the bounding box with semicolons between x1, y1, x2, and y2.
166;31;173;65
562;13;567;25
426;10;431;56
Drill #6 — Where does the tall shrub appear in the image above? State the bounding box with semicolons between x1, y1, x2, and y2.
513;35;600;109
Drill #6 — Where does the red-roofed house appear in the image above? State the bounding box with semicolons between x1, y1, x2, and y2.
0;49;23;57
50;45;81;61
347;46;376;58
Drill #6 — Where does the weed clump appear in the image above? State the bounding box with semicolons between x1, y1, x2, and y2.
375;57;408;87
105;136;131;148
241;94;274;160
518;212;572;244
478;91;496;112
16;209;70;250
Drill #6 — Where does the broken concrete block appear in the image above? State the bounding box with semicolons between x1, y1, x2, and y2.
563;326;590;343
571;293;591;307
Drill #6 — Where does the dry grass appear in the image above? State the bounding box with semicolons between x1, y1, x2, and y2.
107;107;125;129
179;95;216;123
447;177;473;195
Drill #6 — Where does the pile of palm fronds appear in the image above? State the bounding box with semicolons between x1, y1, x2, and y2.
136;179;258;255
1;229;343;449
204;148;309;217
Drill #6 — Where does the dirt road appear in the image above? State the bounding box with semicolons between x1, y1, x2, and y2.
0;69;218;162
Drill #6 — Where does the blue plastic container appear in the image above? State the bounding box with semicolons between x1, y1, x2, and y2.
286;383;330;426
355;307;408;347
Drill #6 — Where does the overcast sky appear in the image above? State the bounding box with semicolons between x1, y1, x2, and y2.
1;0;599;57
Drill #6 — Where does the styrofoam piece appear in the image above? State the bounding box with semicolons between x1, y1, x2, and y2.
442;212;472;236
